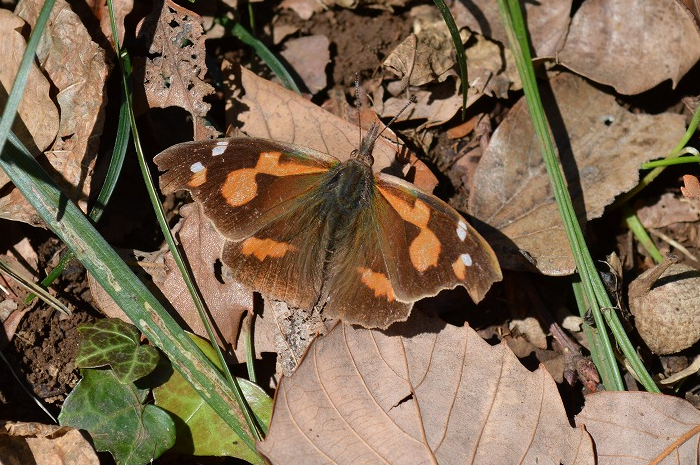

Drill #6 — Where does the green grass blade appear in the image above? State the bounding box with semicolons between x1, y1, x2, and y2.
497;0;659;392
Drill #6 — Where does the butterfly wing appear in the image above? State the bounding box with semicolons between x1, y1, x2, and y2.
155;138;340;241
373;173;502;304
321;199;413;329
155;137;340;308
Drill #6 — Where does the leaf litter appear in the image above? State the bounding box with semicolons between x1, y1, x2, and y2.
3;0;700;463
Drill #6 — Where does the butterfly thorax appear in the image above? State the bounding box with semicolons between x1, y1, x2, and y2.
320;158;375;216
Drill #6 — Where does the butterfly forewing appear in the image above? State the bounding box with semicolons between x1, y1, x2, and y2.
155;138;339;241
374;173;502;303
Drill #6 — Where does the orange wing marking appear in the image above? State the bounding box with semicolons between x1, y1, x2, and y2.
221;151;327;207
452;253;472;281
378;187;440;272
241;237;297;261
357;267;397;302
188;162;207;188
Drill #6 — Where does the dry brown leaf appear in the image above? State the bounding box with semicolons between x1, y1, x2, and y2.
9;0;109;226
159;203;253;353
0;421;98;464
469;73;686;275
384;6;464;89
450;0;571;57
222;62;439;192
279;35;330;94
257;313;594;464
557;0;700;95
134;0;216;140
576;392;700;464
0;10;58;160
88;204;257;357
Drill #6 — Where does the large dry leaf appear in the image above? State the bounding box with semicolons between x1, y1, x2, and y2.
134;0;216;140
9;0;109;226
557;0;700;95
222;63;438;192
0;10;58;160
576;392;700;464
257;313;594;464
469;73;686;275
450;0;571;57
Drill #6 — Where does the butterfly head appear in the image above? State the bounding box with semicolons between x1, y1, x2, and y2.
351;122;380;167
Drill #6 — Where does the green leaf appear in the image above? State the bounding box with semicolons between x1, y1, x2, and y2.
153;334;272;462
59;369;176;465
76;319;160;384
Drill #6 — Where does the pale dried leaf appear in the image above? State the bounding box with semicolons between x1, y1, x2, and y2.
258;313;595;464
135;0;216;140
280;35;330;94
576;392;700;464
0;10;58;161
469;73;686;274
450;0;571;57
280;0;324;20
381;79;469;129
557;0;700;95
222;63;438;191
465;33;521;97
10;0;109;225
636;192;700;229
86;0;134;47
0;422;98;465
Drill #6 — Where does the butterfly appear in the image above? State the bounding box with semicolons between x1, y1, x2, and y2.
154;122;502;329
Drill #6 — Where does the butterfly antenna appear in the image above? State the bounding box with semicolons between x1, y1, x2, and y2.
353;77;416;163
354;73;362;149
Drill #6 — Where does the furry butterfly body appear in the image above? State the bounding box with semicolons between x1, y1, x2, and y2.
155;131;501;328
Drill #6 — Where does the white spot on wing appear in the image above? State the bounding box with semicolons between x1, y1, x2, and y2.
457;220;467;242
212;141;228;156
190;162;205;173
460;253;472;267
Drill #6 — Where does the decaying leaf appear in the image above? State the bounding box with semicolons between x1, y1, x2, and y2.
557;0;700;95
134;0;216;140
258;313;594;464
8;0;109;226
576;392;700;464
469;73;686;275
0;10;58;159
222;62;439;192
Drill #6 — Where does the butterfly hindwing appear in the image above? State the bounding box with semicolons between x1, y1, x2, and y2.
373;173;502;303
321;195;412;328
